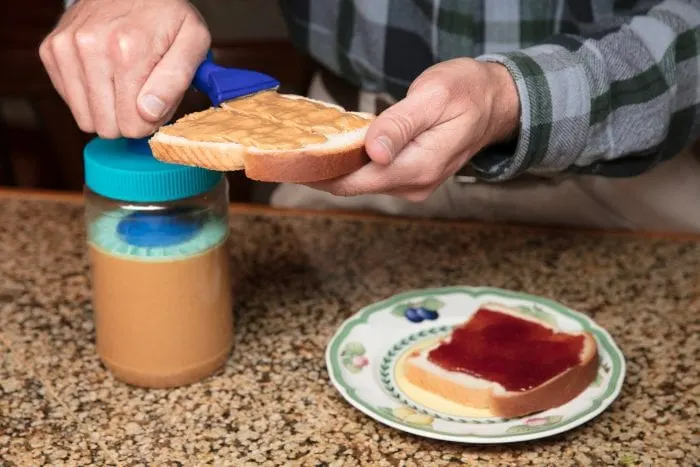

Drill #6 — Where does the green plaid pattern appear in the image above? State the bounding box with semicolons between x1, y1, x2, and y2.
279;0;700;180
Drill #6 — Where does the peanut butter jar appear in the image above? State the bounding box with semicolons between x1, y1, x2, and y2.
83;138;233;388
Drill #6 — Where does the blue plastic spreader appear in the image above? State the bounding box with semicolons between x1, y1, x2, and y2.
192;50;280;106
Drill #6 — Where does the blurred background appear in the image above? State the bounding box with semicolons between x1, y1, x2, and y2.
0;0;314;203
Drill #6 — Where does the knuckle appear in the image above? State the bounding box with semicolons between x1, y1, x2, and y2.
411;71;457;110
422;80;452;105
407;69;431;94
110;28;144;65
74;29;100;52
50;32;73;56
38;39;51;63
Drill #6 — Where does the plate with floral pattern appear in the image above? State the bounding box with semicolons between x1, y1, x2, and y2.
325;286;625;443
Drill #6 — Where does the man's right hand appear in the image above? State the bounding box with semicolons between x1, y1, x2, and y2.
39;0;210;139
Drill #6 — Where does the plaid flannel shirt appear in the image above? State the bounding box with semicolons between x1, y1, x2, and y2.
279;0;700;181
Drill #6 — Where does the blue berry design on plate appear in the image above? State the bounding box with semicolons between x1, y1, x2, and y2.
392;297;444;323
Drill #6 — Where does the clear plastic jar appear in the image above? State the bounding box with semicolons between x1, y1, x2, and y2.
83;138;233;388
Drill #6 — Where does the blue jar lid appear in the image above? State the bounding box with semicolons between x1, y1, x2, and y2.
84;137;223;203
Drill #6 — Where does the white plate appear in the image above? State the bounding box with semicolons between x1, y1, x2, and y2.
326;286;625;444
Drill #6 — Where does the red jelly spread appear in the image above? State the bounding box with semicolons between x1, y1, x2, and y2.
427;308;585;392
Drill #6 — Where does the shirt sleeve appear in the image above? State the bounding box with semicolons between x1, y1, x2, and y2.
468;0;700;181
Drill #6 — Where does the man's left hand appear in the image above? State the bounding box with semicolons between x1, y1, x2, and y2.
309;58;520;201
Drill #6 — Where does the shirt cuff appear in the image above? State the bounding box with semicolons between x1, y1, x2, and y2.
467;45;592;181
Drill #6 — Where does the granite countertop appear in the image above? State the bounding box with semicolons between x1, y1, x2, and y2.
0;191;698;466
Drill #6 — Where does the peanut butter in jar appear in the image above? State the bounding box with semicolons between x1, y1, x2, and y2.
83;137;234;388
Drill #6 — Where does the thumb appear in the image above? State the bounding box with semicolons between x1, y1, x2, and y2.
364;83;445;165
137;17;210;123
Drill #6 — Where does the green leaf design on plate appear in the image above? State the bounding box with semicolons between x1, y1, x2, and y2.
403;421;434;429
342;357;361;373
378;406;435;428
391;304;408;317
344;342;366;357
514;305;557;326
505;415;563;433
505;425;535;434
341;342;368;373
420;297;445;311
593;370;603;387
593;362;611;387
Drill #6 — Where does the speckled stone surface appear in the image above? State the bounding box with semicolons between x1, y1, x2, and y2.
0;196;698;466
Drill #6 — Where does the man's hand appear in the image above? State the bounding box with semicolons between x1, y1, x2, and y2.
39;0;210;139
310;58;520;201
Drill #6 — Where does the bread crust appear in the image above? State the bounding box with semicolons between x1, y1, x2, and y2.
241;145;368;182
404;310;600;419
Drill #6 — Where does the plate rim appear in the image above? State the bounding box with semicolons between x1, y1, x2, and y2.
325;286;626;444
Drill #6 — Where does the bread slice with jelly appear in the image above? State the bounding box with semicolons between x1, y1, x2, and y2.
148;91;374;183
404;303;599;418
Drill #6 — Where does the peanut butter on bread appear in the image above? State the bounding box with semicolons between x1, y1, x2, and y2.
149;91;376;183
160;108;328;150
221;91;370;134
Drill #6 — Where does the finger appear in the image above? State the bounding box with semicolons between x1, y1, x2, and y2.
75;29;119;138
39;36;67;102
364;82;449;165
50;31;94;133
136;15;210;125
111;24;162;137
307;148;433;196
310;117;474;197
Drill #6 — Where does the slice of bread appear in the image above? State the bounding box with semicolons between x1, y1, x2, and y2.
404;303;599;418
148;91;375;183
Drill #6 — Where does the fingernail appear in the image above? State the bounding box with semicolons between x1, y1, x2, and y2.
376;136;394;161
139;94;166;119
